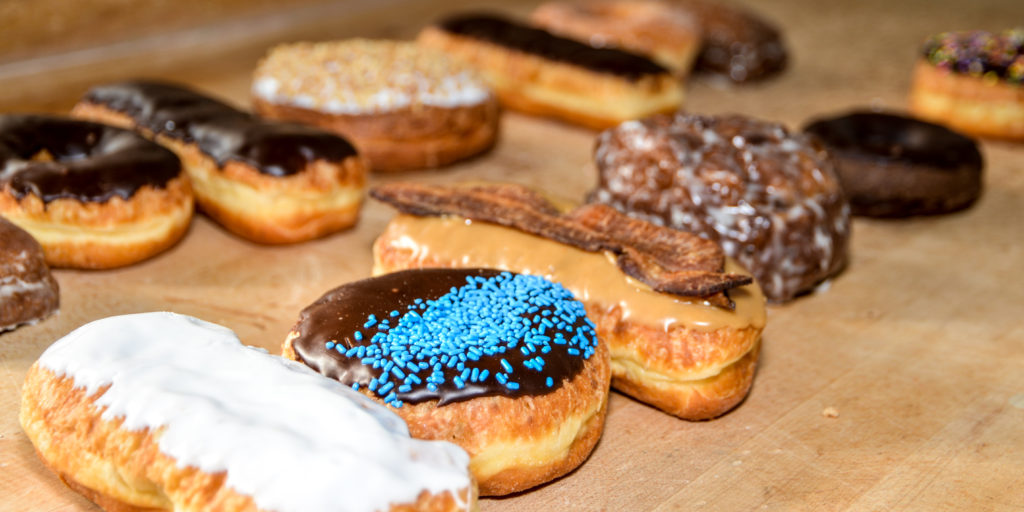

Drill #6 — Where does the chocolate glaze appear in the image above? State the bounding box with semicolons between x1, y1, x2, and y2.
0;114;180;203
0;217;59;332
677;0;787;82
83;81;358;177
437;13;669;80
292;268;592;406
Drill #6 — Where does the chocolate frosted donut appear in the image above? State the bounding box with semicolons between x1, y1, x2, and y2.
0;217;58;332
675;0;787;82
804;111;983;217
284;268;610;495
590;113;850;302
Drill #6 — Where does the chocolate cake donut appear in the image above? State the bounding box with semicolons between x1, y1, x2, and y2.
0;217;58;332
590;113;850;302
804;111;983;217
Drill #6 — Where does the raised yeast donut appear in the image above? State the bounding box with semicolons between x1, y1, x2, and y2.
0;217;58;332
675;0;788;82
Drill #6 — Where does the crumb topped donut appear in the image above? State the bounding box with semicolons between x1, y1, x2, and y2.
253;40;499;172
284;268;610;496
0;217;58;332
0;114;191;269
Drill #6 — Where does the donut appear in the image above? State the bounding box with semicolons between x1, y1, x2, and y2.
529;1;702;76
418;13;683;130
72;81;366;244
589;112;850;303
673;0;787;83
909;29;1024;141
370;182;765;422
0;114;192;269
283;268;610;496
0;217;58;332
804;111;983;217
252;40;500;172
21;312;476;512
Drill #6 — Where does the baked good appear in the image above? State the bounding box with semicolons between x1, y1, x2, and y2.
418;13;683;130
284;268;609;496
370;182;765;421
0;114;191;269
0;217;58;332
590;112;850;302
21;312;475;512
72;81;366;244
674;0;787;82
529;1;702;76
253;39;500;172
909;29;1024;141
804;111;983;217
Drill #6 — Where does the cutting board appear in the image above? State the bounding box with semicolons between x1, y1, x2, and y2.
1;0;1022;510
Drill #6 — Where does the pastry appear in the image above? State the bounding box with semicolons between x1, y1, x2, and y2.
804;111;983;217
21;312;476;512
675;0;787;82
370;182;765;421
72;81;366;244
418;13;683;130
284;268;609;496
590;112;850;302
253;39;500;172
0;114;192;269
909;29;1024;140
0;217;58;332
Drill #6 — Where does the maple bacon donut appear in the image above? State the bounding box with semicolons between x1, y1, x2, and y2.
0;217;59;332
0;114;191;269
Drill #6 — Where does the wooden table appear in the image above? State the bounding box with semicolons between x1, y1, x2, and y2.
2;0;1023;510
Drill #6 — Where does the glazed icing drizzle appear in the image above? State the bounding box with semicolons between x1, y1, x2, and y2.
84;81;359;177
923;29;1024;84
293;268;598;407
38;312;471;512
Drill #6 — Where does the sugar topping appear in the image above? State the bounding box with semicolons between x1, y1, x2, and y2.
253;39;493;114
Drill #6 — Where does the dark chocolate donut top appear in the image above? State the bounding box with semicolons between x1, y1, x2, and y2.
804;111;982;171
0;114;181;203
922;29;1024;84
83;81;359;177
437;13;669;80
678;0;787;82
291;268;599;407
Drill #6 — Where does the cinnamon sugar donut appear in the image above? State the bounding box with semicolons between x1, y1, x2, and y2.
0;217;58;332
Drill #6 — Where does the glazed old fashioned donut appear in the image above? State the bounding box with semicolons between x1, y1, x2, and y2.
370;182;765;422
804;111;983;217
21;312;476;512
284;268;610;496
73;81;366;244
675;0;787;83
0;217;58;332
589;113;850;303
253;40;499;172
0;114;191;269
418;13;683;130
909;29;1024;141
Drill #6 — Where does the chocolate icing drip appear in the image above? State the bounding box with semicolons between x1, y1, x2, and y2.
0;114;180;203
84;81;358;177
292;268;593;406
437;13;669;80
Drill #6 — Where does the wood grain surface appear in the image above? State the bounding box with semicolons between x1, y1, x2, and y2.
1;0;1023;511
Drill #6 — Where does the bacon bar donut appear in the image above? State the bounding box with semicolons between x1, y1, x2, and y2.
418;13;683;130
0;217;58;332
73;81;366;244
370;182;765;422
21;312;476;512
0;114;191;269
253;40;499;172
284;268;610;496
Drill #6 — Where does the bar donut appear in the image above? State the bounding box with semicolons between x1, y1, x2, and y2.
0;114;192;269
369;182;765;421
20;312;476;512
284;268;610;496
72;81;367;244
0;217;59;332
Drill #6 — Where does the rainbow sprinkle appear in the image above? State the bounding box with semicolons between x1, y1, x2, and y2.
923;28;1024;84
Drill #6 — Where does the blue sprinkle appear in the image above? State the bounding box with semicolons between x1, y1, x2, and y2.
546;377;553;387
390;310;399;317
384;391;397;403
568;348;581;356
454;376;466;389
368;379;378;391
379;381;394;394
354;331;363;341
500;359;513;373
352;382;360;391
364;316;377;328
325;341;336;350
398;384;412;393
506;382;520;390
479;369;489;382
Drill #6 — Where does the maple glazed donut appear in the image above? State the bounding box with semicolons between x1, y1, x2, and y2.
590;113;850;303
370;182;765;422
284;268;610;496
418;13;683;130
72;81;366;244
0;114;191;269
21;312;476;512
0;217;58;332
253;39;499;172
909;29;1024;140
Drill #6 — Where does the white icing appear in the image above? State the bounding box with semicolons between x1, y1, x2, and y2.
0;276;48;298
38;312;471;512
